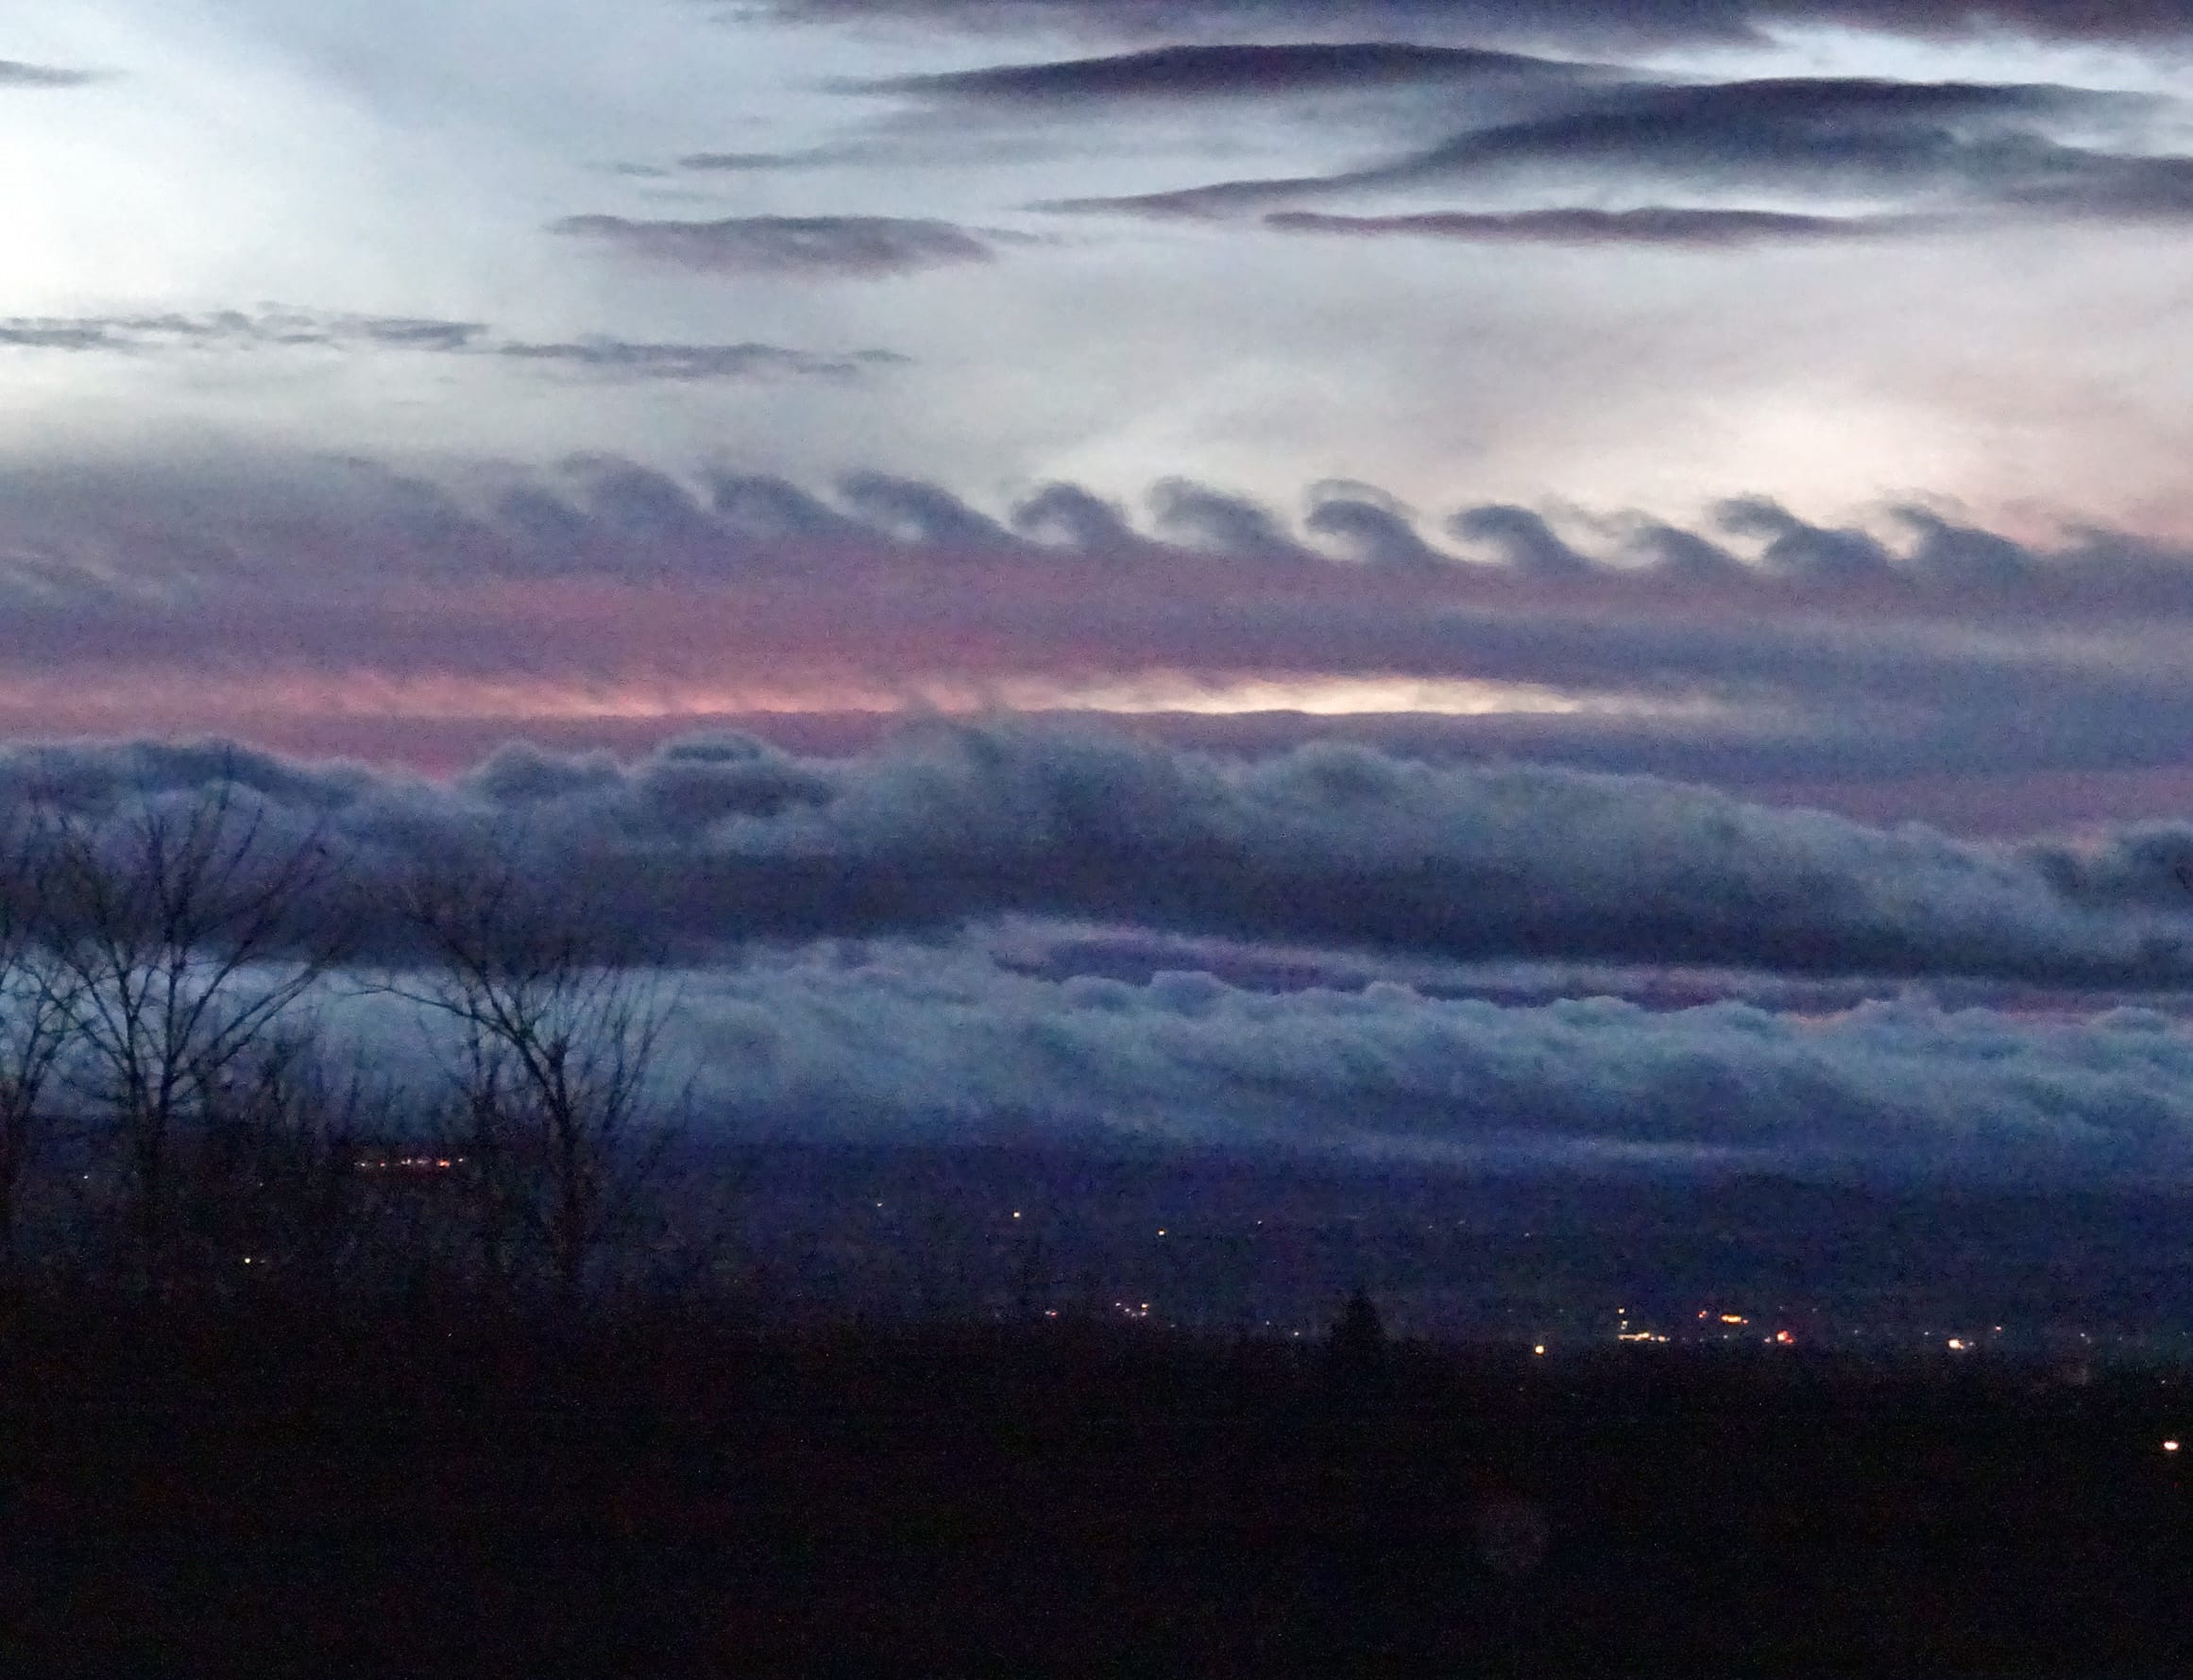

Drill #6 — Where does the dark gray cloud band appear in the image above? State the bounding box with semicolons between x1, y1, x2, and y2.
1046;71;2169;229
1264;206;1907;244
19;725;2193;991
763;0;2193;48
862;40;1585;102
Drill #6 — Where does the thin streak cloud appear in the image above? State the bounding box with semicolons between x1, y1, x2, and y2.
860;41;1587;102
1264;207;1911;245
552;213;997;277
0;59;98;88
0;308;902;382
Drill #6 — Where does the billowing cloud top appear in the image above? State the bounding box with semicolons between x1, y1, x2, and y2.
665;949;2193;1187
19;723;2193;989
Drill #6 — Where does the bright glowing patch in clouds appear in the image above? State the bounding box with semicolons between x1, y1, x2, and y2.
0;668;1701;733
1003;674;1701;717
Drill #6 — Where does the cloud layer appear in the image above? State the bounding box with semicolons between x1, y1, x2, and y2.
18;724;2193;992
663;946;2193;1189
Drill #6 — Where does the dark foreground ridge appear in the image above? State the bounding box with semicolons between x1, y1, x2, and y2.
3;1289;2189;1677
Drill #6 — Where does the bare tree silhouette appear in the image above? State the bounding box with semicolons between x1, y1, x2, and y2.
28;771;352;1290
385;837;686;1307
0;817;77;1283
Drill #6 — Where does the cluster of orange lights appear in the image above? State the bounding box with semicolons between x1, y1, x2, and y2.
1658;1312;1794;1346
353;1156;462;1172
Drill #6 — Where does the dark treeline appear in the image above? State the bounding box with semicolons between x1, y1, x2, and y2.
4;1293;2192;1675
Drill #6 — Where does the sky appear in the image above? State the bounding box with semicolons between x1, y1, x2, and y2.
17;1;2193;1190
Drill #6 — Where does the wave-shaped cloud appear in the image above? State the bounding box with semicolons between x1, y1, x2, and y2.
9;462;2193;799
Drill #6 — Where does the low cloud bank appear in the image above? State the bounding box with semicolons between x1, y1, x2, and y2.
663;947;2193;1190
12;725;2193;985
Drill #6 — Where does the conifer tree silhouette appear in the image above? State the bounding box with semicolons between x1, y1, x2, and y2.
1327;1284;1386;1370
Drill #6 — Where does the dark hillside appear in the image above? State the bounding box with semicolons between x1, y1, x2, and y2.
2;1293;2187;1676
